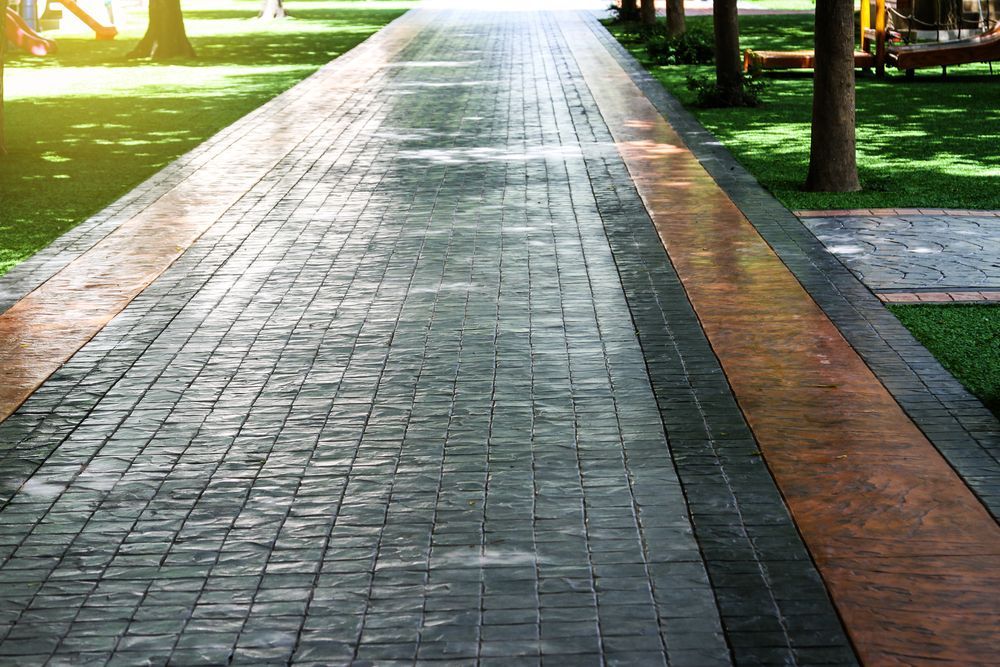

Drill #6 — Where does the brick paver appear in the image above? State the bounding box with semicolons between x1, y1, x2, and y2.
0;5;740;665
1;3;997;666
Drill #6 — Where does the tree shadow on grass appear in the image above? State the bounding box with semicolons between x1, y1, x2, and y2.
0;70;305;273
650;13;1000;209
5;7;407;69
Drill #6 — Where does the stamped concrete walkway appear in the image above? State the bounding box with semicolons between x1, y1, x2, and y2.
0;2;997;666
799;210;1000;303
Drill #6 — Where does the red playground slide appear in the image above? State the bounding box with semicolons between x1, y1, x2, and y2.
57;0;117;40
4;8;57;55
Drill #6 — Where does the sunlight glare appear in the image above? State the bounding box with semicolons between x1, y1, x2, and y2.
423;0;607;11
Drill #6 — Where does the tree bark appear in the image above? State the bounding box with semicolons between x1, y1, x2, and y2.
713;0;742;101
806;0;861;191
666;0;686;36
258;0;287;20
640;0;656;26
127;0;195;60
620;0;639;21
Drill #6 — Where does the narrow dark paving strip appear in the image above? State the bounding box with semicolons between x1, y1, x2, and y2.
541;14;855;667
566;12;999;664
0;5;754;665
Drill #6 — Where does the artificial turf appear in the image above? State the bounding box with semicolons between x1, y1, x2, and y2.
606;14;1000;212
0;0;413;276
742;0;815;11
889;304;1000;415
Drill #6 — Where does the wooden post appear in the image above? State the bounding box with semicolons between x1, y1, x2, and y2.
860;0;871;51
875;0;887;76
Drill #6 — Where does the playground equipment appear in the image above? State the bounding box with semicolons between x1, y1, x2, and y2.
53;0;117;40
4;7;57;55
744;0;1000;74
862;0;1000;72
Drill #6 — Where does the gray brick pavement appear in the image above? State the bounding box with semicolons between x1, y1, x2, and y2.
0;6;783;665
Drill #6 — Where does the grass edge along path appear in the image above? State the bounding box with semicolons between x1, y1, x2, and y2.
889;303;1000;415
0;0;414;277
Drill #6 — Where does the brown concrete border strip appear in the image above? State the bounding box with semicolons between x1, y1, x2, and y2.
878;290;1000;304
563;12;1000;665
0;11;428;425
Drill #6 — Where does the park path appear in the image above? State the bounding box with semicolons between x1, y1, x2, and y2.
0;2;996;665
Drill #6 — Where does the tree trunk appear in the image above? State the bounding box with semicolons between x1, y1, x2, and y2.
1;28;6;156
127;0;195;60
666;0;686;36
640;0;656;25
620;0;639;21
713;0;742;101
806;0;861;191
258;0;287;20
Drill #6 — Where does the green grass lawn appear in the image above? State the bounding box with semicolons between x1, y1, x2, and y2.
608;15;1000;211
742;0;815;11
0;0;413;276
889;304;1000;414
608;15;1000;417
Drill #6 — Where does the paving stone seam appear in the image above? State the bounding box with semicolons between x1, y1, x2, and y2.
494;24;547;660
499;20;596;658
585;13;1000;519
556;125;670;665
557;13;855;666
533;19;623;661
291;182;431;664
547;34;731;665
414;139;496;662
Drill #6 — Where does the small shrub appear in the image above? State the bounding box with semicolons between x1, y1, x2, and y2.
644;28;715;65
686;74;767;107
607;2;640;23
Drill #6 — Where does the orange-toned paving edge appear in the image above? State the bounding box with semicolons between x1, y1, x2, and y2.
877;290;1000;303
0;14;426;426
565;14;1000;666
